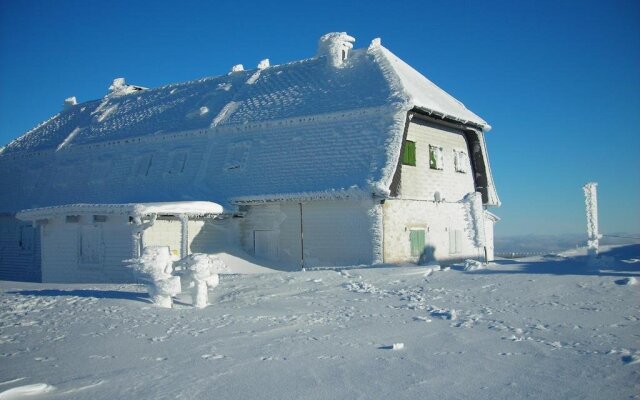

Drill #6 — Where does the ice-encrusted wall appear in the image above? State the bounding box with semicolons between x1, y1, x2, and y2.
239;199;378;269
39;214;135;283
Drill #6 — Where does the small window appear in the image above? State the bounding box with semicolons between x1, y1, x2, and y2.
224;142;250;171
402;141;416;166
19;226;35;252
166;151;188;175
66;215;80;223
429;145;444;170
93;215;107;223
409;229;425;257
133;154;153;177
454;150;468;173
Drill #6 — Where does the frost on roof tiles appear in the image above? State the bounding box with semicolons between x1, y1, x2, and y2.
0;35;494;213
2;41;488;156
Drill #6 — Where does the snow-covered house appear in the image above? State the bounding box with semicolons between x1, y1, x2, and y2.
0;32;500;282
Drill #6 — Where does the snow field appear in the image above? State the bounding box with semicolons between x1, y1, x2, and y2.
0;245;638;399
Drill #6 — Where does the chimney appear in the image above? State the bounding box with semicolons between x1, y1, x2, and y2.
316;32;355;67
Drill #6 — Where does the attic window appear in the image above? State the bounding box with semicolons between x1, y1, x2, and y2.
224;142;250;171
66;215;80;223
167;151;188;175
133;154;153;177
453;150;468;173
429;145;444;170
402;141;416;166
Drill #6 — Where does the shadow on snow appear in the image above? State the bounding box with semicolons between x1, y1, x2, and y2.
7;289;149;303
470;244;640;278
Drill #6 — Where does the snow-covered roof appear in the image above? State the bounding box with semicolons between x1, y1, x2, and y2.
16;201;224;220
1;39;487;156
0;33;497;213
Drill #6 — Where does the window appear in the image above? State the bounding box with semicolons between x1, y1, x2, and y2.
409;229;425;257
66;215;80;223
93;215;107;223
224;142;250;171
166;151;188;175
133;154;153;177
402;140;416;166
453;150;468;173
19;226;35;252
429;145;443;170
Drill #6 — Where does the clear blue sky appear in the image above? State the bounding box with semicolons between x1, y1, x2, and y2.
1;0;638;237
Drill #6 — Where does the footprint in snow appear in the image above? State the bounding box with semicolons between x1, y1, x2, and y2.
622;354;640;365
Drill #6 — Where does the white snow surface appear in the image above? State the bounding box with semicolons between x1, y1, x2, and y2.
0;244;638;399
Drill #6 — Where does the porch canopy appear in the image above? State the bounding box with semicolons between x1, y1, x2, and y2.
16;201;225;221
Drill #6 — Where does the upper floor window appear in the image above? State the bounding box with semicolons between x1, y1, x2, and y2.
166;151;188;175
429;145;444;170
453;150;468;173
402;140;416;166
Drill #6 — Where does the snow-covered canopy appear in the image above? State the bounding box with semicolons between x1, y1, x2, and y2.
16;201;224;221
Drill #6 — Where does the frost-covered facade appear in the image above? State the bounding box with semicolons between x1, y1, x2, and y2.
0;33;499;282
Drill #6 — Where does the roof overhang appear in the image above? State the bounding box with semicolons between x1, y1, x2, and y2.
16;201;225;221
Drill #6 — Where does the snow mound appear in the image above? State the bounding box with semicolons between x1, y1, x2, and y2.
392;343;404;350
0;383;55;399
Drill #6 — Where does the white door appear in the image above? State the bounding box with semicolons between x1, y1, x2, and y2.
254;230;278;260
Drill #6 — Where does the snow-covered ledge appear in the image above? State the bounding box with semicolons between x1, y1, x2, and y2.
16;201;225;221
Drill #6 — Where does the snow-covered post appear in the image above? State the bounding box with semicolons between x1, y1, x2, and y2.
178;214;189;259
125;246;181;308
174;254;227;308
583;182;600;257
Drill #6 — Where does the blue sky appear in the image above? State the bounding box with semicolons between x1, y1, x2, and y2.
1;0;638;237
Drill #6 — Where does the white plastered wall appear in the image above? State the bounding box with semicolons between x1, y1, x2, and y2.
383;200;484;264
400;118;476;203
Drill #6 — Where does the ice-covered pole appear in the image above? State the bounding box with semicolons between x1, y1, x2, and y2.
582;182;600;256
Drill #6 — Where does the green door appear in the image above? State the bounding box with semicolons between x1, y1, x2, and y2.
410;229;425;257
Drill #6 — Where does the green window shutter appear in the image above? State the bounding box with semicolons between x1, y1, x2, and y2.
410;229;425;257
402;141;416;166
